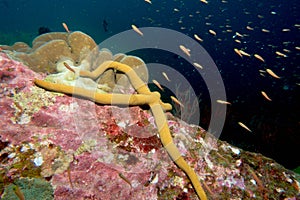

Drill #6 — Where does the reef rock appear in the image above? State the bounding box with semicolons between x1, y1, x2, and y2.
0;52;299;199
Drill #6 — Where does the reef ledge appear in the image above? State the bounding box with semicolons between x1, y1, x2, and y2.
0;52;299;199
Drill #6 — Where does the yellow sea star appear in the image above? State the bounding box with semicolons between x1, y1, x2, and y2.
34;60;207;200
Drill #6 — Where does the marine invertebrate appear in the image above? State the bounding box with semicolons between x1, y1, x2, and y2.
34;60;208;200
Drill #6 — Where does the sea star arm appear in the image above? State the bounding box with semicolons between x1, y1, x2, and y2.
150;102;207;200
34;79;162;106
80;61;150;94
79;61;172;110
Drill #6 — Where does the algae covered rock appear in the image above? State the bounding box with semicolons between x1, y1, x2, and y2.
0;48;299;199
1;178;53;200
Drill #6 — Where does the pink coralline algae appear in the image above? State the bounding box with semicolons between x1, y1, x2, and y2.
0;52;299;199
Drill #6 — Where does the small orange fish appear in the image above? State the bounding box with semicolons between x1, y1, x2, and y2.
238;122;252;132
179;45;191;57
258;15;264;19
216;100;231;105
275;51;287;57
62;22;70;33
254;54;265;62
261;28;270;33
194;34;203;42
282;49;290;53
235;32;243;37
162;72;171;82
131;24;143;36
152;80;164;91
209;29;216;36
246;26;254;30
171;96;184;107
266;69;280;79
193;62;203;69
239;50;251;57
234;48;243;57
261;91;272;101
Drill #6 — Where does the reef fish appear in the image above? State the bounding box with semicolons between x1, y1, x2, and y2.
171;96;184;107
162;72;171;82
62;22;70;33
275;51;287;57
266;69;280;79
131;24;143;36
179;45;191;57
194;34;203;42
254;54;265;62
234;48;243;57
193;62;203;69
209;29;216;36
261;91;272;101
238;122;252;132
103;20;108;32
152;79;164;91
216;100;231;105
246;26;254;30
239;50;251;57
200;0;208;4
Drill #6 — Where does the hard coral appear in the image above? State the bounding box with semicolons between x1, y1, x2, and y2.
1;31;148;91
1;31;96;73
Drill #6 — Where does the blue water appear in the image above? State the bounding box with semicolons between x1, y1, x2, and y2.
1;0;299;169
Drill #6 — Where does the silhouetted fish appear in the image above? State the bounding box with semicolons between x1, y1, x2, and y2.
103;19;108;32
38;27;51;35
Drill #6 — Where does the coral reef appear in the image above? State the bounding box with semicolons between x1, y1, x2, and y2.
0;52;299;199
33;58;206;199
0;31;94;73
0;31;148;91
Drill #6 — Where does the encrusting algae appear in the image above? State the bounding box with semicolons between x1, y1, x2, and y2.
34;59;208;200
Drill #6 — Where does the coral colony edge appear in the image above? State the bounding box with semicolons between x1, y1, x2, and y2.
0;30;299;199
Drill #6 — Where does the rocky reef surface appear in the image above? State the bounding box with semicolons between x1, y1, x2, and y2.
0;52;299;199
